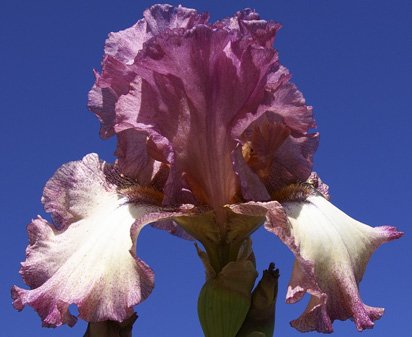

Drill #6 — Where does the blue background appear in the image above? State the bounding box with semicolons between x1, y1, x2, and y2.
1;1;411;336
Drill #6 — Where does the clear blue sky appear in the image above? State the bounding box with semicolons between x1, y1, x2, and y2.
1;1;411;336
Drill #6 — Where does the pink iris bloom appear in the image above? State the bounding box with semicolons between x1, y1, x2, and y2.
13;4;402;333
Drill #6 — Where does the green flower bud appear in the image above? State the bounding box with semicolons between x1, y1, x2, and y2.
236;263;279;337
198;260;258;337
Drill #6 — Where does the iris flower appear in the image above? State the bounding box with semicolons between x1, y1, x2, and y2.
12;4;402;335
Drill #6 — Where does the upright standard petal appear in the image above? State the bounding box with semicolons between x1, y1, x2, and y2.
11;154;169;326
88;6;321;210
131;24;278;208
265;193;403;333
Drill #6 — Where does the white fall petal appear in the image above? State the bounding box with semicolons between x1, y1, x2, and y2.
279;194;402;333
12;154;158;327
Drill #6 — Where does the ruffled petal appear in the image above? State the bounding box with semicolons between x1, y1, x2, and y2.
214;8;281;49
264;194;403;332
12;154;171;326
262;66;316;133
104;4;208;65
88;4;209;139
237;65;318;196
88;58;138;139
241;115;318;194
90;6;316;210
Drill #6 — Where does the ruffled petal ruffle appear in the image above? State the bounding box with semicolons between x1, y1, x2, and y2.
88;5;316;208
265;194;403;332
11;154;171;326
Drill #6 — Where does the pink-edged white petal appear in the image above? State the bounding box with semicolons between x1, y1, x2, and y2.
13;204;155;326
265;194;403;332
11;154;166;326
